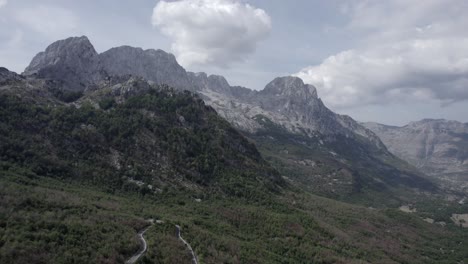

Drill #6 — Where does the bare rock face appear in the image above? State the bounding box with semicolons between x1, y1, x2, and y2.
257;77;353;136
363;120;468;179
99;46;193;91
260;76;317;99
200;76;386;150
23;36;102;91
187;72;232;95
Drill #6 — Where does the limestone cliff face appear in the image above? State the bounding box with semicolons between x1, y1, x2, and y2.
200;76;386;150
99;46;193;91
364;120;468;177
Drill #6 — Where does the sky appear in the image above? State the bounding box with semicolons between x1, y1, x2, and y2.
0;0;467;126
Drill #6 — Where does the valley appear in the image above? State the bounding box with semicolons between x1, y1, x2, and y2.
1;168;467;264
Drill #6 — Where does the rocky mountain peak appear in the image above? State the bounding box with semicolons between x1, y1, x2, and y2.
146;48;177;60
24;36;97;75
255;76;322;122
261;76;318;99
205;74;231;94
97;45;192;91
100;46;175;59
23;36;101;91
207;74;230;88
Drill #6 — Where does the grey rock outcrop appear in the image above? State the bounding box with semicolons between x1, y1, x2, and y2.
99;46;193;91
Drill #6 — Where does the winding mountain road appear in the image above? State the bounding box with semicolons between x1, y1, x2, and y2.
175;225;199;264
125;220;154;264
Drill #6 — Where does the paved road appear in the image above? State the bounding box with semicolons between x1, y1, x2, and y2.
125;221;154;264
175;225;198;264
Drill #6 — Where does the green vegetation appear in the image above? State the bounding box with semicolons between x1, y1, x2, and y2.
0;171;147;263
1;171;467;264
48;86;84;103
0;86;281;198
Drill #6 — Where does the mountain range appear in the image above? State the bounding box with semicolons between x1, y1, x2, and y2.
22;36;384;146
18;36;442;205
1;36;468;264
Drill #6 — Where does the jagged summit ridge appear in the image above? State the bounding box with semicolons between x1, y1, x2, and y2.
22;36;189;91
405;119;468;131
22;36;386;150
99;46;193;91
187;72;232;94
200;75;386;149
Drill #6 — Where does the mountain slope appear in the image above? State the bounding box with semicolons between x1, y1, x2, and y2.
364;120;468;192
200;76;436;204
0;70;282;197
22;36;438;204
1;41;467;263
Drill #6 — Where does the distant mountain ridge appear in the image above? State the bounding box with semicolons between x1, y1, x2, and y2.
364;119;468;191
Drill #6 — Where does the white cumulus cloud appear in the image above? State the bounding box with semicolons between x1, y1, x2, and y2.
296;0;468;109
152;0;271;67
